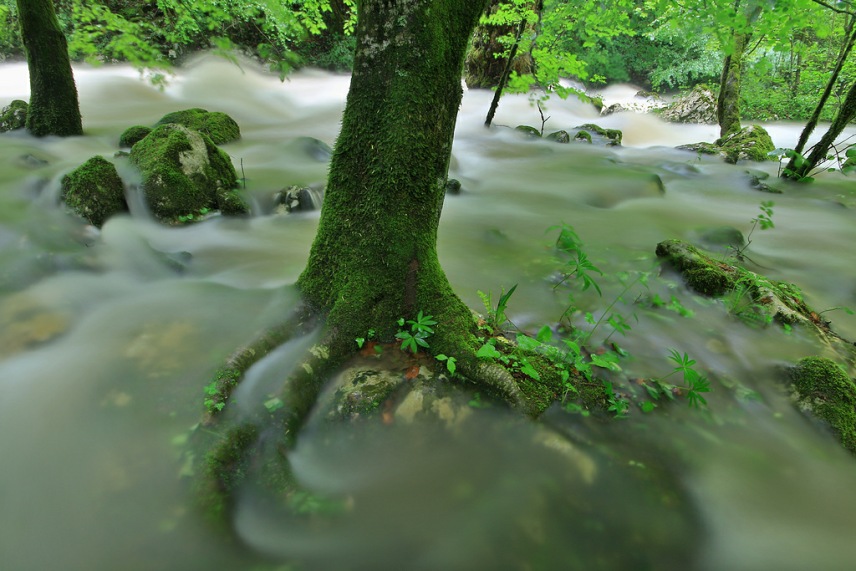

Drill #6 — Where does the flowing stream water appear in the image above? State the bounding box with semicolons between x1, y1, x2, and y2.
1;55;856;571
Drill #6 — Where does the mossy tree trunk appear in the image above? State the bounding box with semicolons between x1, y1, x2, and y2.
465;0;538;89
16;0;83;137
788;20;856;161
716;31;750;138
298;0;489;362
786;78;856;179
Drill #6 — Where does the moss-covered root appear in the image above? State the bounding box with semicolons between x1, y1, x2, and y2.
204;307;317;422
788;356;856;454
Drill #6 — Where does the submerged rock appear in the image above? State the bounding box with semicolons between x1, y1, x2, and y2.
154;108;241;145
61;155;128;227
274;185;322;213
545;130;570;143
788;356;856;453
129;124;247;223
515;125;542;138
574;123;622;146
0;99;28;132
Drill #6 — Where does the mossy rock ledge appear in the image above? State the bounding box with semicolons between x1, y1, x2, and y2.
655;239;843;337
129;124;247;223
0;99;28;132
788;356;856;453
61;155;128;227
154;108;241;145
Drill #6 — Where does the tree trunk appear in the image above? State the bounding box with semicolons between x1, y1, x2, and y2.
16;0;83;137
464;0;536;89
298;0;489;359
717;31;750;138
788;22;856;164
788;78;856;179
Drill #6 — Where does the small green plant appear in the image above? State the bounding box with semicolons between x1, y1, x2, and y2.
177;207;211;223
203;380;225;413
477;284;518;331
730;201;774;262
772;148;814;181
657;349;711;408
435;354;457;375
395;311;437;353
355;328;376;349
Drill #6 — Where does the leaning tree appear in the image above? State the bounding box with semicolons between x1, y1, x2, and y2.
16;0;83;137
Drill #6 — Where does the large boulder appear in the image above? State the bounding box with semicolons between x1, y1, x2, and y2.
61;155;128;227
154;108;241;145
716;125;775;163
129;124;247;223
0;99;28;132
677;125;775;164
659;86;717;124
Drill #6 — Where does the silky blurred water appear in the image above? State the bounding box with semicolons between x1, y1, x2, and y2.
1;55;855;571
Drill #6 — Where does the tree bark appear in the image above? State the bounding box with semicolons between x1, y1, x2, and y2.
717;31;750;138
298;0;489;359
788;78;856;179
788;20;856;164
16;0;83;137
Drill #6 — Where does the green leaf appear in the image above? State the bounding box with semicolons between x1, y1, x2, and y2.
476;342;502;360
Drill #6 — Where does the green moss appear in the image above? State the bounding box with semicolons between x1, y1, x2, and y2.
60;155;128;227
545;130;570;143
199;423;259;520
789;357;856;453
574;130;592;144
715;125;775;163
515;125;542;138
0;99;28;132
154;108;241;145
118;125;152;148
129;123;245;222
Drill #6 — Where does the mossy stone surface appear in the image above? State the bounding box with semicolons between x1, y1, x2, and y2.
60;155;127;227
129;124;245;223
0;99;28;132
118;125;152;148
789;356;856;453
154;108;241;145
545;130;570;143
515;125;542;138
575;123;622;146
716;125;775;163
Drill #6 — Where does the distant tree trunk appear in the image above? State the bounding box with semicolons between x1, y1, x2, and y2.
465;0;538;89
16;0;83;137
298;0;489;365
788;20;856;162
786;78;856;179
717;31;750;138
484;15;528;127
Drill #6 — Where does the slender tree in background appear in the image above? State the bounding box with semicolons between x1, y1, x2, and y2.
16;0;83;136
716;1;762;137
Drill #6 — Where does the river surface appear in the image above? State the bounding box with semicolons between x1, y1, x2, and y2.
1;55;856;571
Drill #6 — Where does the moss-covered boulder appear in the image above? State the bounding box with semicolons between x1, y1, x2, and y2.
514;125;542;138
717;125;775;163
0;99;28;132
574;130;592;144
575;123;622;146
154;108;241;145
61;155;128;227
118;125;152;148
788;357;856;453
129;124;247;223
677;125;775;164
